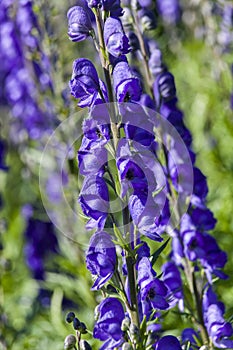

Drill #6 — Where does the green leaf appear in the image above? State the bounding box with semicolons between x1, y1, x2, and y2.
150;238;170;266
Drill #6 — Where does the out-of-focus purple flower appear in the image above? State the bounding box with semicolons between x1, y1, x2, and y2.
93;298;125;349
153;71;176;107
138;8;156;31
86;0;101;8
16;0;39;48
139;93;156;110
155;335;182;350
24;217;58;280
156;0;180;25
138;0;152;8
162;261;183;308
149;48;165;77
138;257;169;313
79;175;109;230
70;58;107;107
113;61;142;102
104;17;130;57
203;286;233;349
67;6;93;42
189;207;217;232
0;140;8;171
86;231;116;290
127;32;140;51
191;167;208;207
102;0;123;17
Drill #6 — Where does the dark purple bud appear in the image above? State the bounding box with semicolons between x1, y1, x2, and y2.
162;261;183;307
73;317;81;330
66;311;75;323
86;231;116;290
128;32;140;51
155;335;182;350
182;328;200;350
80;340;92;350
0;140;8;171
153;71;176;107
113;61;142;102
104;17;130;57
67;6;93;42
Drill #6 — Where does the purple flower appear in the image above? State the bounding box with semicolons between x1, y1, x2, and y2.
0;140;8;171
155;335;182;350
138;8;156;31
86;0;101;8
79;175;109;230
162;261;183;308
113;61;142;102
104;17;130;57
153;71;176;107
156;0;180;25
138;257;169;313
102;0;123;17
67;6;93;42
203;286;233;348
24;217;58;280
149;48;165;77
86;231;116;290
93;298;125;350
78;137;107;176
69;58;107;107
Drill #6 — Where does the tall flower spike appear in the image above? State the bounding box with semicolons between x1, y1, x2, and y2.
67;6;93;42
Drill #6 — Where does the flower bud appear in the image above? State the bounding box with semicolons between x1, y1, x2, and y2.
80;340;92;350
73;317;81;330
78;322;88;334
64;334;76;350
66;312;75;323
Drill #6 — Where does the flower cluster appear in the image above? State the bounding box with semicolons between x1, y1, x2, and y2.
64;1;233;349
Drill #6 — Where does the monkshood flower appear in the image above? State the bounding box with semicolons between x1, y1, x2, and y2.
102;0;123;17
138;257;169;313
104;17;130;57
24;217;58;280
93;298;125;350
153;71;176;108
16;0;39;49
149;48;166;77
155;335;182;350
203;286;233;348
156;0;180;25
113;60;142;102
161;261;183;308
79;174;109;230
86;231;116;290
138;8;156;31
0;140;8;171
78;137;107;176
69;58;108;107
86;0;101;8
67;6;93;42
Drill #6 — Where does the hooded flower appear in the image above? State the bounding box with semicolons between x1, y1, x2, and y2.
86;231;116;290
162;261;183;308
104;17;130;57
93;298;125;350
102;0;123;17
138;257;169;314
69;58;107;107
203;286;233;349
67;6;93;42
79;175;109;230
113;61;142;102
155;335;182;350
